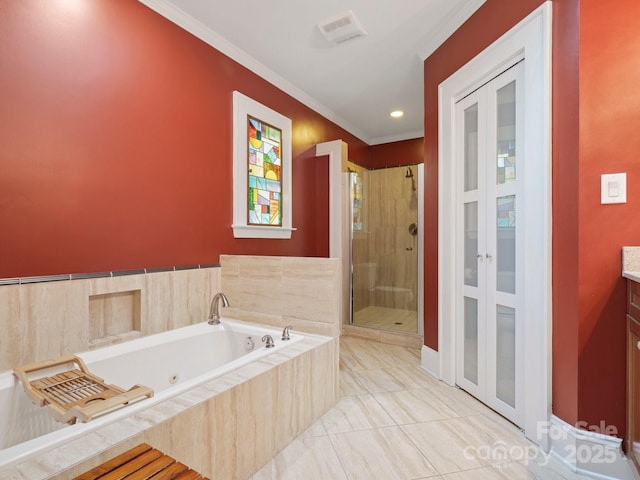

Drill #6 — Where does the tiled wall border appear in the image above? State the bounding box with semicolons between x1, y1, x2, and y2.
0;263;220;286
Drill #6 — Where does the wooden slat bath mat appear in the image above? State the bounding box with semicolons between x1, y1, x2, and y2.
73;443;210;480
13;355;153;424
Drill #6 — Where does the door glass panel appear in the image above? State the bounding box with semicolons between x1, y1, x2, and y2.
464;202;478;287
464;104;479;192
497;81;516;185
496;304;516;407
496;195;516;294
464;297;479;385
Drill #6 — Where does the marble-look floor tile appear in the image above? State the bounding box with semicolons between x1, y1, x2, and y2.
320;394;396;435
373;389;459;424
340;336;419;371
352;364;440;394
462;413;533;461
428;383;493;417
401;418;492;474
330;426;440;480
351;367;408;393
251;435;348;480
339;368;368;396
442;461;534;479
254;335;606;480
297;419;327;439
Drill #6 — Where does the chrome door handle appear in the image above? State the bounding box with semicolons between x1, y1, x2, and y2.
486;253;493;259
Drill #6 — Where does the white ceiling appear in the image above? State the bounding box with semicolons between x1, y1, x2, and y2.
141;0;486;145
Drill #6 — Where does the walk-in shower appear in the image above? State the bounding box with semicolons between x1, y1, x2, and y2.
349;164;421;333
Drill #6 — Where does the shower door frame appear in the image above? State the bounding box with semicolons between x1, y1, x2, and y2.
348;164;424;335
316;140;424;337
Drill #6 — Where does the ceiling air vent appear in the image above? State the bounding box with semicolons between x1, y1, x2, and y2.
317;10;368;45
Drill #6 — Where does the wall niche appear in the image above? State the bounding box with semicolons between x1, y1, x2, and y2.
89;290;142;345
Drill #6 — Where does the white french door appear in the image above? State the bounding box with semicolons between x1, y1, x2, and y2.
455;62;525;426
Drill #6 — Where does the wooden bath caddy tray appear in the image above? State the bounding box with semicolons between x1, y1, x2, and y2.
14;355;153;424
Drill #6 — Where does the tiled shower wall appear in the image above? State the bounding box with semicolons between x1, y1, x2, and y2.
353;167;419;312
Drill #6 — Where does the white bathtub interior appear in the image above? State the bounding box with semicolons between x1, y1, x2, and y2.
0;319;302;470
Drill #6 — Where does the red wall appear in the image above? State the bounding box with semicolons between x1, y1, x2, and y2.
0;0;369;278
577;0;640;439
422;0;543;350
424;0;640;441
551;0;581;428
366;138;423;170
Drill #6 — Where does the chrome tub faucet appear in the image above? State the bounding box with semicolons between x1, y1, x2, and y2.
208;292;230;325
262;335;275;348
282;325;292;341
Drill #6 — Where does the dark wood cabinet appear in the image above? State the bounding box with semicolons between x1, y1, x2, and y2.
627;279;640;471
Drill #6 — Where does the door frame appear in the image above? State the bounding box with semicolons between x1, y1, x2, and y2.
438;2;552;447
317;140;425;337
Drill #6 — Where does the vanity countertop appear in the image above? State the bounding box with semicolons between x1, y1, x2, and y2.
623;271;640;283
622;247;640;283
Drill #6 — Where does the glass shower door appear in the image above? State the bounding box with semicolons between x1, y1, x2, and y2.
350;165;419;333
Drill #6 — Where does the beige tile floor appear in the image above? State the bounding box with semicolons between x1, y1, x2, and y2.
252;336;594;480
353;306;418;333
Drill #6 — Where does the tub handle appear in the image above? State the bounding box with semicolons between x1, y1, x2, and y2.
282;325;292;341
262;335;275;348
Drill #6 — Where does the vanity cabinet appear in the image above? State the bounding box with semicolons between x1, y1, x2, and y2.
627;279;640;471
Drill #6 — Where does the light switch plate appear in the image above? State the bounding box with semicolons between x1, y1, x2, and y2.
601;173;627;204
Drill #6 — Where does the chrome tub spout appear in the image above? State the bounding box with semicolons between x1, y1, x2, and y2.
208;292;230;325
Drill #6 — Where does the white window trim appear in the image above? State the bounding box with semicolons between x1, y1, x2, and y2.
232;91;295;239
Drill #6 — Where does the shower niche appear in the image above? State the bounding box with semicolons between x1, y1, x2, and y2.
349;164;420;334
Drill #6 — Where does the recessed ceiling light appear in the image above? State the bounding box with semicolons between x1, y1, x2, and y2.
390;110;404;118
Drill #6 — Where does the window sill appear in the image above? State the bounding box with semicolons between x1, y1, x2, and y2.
232;225;296;239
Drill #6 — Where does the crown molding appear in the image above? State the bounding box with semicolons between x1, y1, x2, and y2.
137;0;372;144
417;0;487;61
369;129;424;146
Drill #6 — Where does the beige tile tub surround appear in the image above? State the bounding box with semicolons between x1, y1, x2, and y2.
1;256;341;477
220;255;342;338
3;334;338;480
0;267;219;371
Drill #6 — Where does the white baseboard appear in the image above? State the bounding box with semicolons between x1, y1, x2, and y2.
547;415;638;480
420;345;440;379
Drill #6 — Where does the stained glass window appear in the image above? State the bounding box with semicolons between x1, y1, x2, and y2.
352;172;363;231
497;81;516;185
497;195;516;228
232;91;292;239
247;115;282;226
